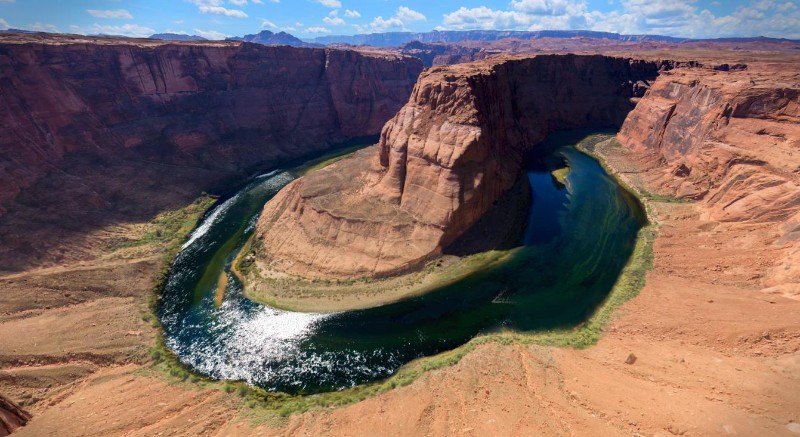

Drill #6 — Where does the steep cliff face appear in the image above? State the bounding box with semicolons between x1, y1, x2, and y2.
0;39;423;216
255;55;660;279
0;36;422;271
617;67;800;293
399;41;491;67
619;70;800;220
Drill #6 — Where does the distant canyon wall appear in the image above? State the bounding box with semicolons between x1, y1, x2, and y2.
0;41;423;216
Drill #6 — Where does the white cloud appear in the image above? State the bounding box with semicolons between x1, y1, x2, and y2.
344;9;360;18
368;6;426;32
396;6;426;22
323;10;346;26
260;18;277;28
438;0;800;39
229;0;247;5
369;16;406;32
0;0;14;3
440;7;531;30
511;0;576;15
199;5;248;18
86;9;134;19
87;23;155;37
322;17;345;25
0;18;8;30
296;22;304;27
193;28;230;40
306;26;331;33
316;0;341;8
21;22;59;33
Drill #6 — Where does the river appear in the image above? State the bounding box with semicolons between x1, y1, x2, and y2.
158;130;647;394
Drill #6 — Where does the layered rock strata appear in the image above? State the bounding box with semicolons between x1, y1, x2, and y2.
617;66;800;293
0;37;423;217
255;54;660;279
0;35;422;270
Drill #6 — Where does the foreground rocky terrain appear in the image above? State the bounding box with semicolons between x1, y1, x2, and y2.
1;33;798;436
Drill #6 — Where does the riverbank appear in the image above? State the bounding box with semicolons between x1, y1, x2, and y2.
238;132;644;314
236;144;535;313
237;246;515;312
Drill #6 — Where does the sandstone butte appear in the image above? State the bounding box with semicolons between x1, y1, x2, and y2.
0;35;422;271
254;54;662;279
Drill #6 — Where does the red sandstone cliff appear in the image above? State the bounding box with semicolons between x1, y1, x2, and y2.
0;35;422;270
0;37;422;217
617;66;800;293
254;55;660;279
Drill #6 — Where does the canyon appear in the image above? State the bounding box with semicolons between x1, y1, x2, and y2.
0;33;422;271
1;31;799;436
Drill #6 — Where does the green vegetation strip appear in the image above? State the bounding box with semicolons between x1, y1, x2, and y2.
551;166;571;185
142;134;657;424
228;221;656;421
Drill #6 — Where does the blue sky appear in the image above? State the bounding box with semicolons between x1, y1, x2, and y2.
0;1;798;40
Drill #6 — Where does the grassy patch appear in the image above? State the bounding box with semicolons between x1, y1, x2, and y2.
551;166;571;185
637;189;694;204
111;196;217;251
296;144;367;177
241;248;516;313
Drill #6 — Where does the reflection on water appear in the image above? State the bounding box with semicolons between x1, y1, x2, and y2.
159;131;647;394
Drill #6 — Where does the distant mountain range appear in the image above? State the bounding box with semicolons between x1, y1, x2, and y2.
150;33;207;41
147;30;322;47
310;30;686;46
309;30;800;47
0;28;38;34
227;30;323;48
4;28;795;48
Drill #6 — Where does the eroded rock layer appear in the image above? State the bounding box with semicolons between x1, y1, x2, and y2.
0;39;422;216
0;36;422;270
255;54;660;279
617;66;800;294
0;394;30;437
